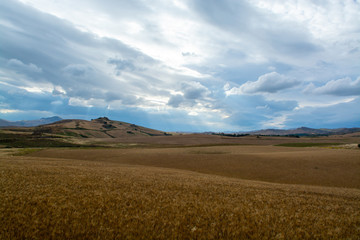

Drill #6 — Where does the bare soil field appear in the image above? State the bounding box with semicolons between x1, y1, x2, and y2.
1;145;360;239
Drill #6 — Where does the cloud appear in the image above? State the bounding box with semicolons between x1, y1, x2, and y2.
190;0;321;64
167;94;184;108
181;81;210;100
305;77;360;96
7;58;42;73
182;52;198;57
107;58;135;75
167;82;211;108
227;72;300;95
62;64;92;78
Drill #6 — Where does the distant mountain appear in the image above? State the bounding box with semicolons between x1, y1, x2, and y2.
0;116;62;127
246;127;360;136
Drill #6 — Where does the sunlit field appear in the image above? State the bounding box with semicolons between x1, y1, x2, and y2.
1;145;360;239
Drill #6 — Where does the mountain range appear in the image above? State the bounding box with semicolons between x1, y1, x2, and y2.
245;127;360;136
0;116;62;127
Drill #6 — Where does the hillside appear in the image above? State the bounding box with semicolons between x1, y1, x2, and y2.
0;117;170;148
33;117;168;138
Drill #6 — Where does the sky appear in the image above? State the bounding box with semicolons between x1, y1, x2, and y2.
0;0;359;132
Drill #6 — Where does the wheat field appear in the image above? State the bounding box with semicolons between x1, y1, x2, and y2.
1;147;360;239
32;145;360;188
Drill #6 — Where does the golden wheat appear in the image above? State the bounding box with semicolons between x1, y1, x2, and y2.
31;146;360;188
1;149;360;239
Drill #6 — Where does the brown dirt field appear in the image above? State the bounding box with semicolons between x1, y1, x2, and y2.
1;150;360;239
30;145;360;189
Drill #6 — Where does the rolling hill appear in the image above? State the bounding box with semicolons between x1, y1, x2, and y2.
33;117;169;138
0;117;170;148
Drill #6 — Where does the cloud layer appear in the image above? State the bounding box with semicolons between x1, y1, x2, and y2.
0;0;359;131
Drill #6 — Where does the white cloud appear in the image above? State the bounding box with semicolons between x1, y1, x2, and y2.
167;81;212;109
227;72;300;95
68;97;107;108
0;109;22;114
261;114;288;129
305;76;360;96
250;0;360;43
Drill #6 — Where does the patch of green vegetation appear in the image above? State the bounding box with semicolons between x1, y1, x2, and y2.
102;124;116;129
0;132;84;148
62;131;80;137
2;128;34;133
12;148;43;156
275;143;343;147
63;127;88;130
7;139;82;148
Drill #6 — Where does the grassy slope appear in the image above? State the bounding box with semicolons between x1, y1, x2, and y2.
1;153;360;239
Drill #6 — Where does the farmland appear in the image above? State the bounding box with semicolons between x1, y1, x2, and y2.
1;142;360;239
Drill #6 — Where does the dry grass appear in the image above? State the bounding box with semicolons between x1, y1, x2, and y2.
90;133;356;146
1;148;360;239
31;146;360;188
